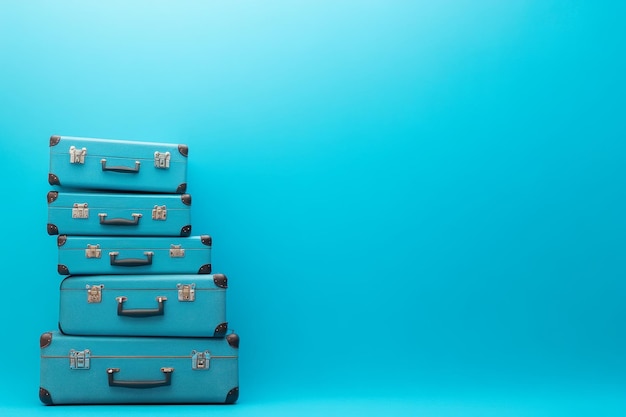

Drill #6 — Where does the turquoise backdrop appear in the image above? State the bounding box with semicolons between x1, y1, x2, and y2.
1;1;625;416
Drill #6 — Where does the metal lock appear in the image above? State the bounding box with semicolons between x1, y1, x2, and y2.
86;284;104;303
69;349;91;370
191;350;210;370
154;151;171;169
169;244;185;258
85;244;101;259
69;146;87;164
72;203;89;219
152;205;167;220
177;283;195;302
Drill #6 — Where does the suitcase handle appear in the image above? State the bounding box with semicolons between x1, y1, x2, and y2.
107;367;173;389
116;296;167;317
110;251;153;267
101;158;141;173
99;213;142;226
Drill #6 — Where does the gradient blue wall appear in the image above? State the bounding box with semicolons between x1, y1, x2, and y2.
0;1;624;413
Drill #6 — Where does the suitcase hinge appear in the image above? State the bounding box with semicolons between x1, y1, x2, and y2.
152;205;167;220
85;244;102;258
191;350;210;370
169;244;185;258
69;146;87;164
154;151;171;169
177;283;195;302
72;203;89;219
69;349;91;370
86;284;104;303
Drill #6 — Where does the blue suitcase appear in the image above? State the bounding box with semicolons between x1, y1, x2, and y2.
59;274;228;337
57;235;212;275
39;331;239;404
47;191;191;236
49;135;188;193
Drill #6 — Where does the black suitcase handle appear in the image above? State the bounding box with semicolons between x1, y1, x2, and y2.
101;158;141;173
116;296;166;317
107;367;173;389
99;213;142;226
110;251;153;267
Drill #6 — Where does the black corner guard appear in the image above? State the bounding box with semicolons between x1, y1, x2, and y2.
180;225;191;236
213;274;227;288
39;387;53;405
214;322;228;337
57;265;69;275
40;332;52;348
48;173;60;186
176;183;187;193
225;387;239;404
178;144;189;157
198;264;212;274
181;193;191;205
57;235;67;247
226;333;239;349
47;224;59;235
49;135;61;147
47;191;59;204
200;235;212;246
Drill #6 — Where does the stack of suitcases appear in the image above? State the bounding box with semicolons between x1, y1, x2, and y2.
39;135;239;405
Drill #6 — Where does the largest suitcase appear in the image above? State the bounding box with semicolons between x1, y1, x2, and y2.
49;135;188;193
47;191;192;236
39;331;239;405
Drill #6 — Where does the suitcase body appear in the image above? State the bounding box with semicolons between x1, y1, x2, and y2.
49;135;188;193
57;235;212;275
59;274;228;337
39;331;239;405
47;191;192;236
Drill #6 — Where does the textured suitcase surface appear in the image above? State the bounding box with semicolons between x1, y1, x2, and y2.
47;191;191;236
59;274;228;337
57;235;212;275
49;135;188;193
40;331;239;405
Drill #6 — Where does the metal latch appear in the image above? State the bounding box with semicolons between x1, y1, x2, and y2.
86;284;104;303
177;283;195;302
72;203;89;219
170;244;185;258
69;146;87;164
69;349;91;370
154;151;171;169
191;350;210;370
152;205;167;220
85;244;101;258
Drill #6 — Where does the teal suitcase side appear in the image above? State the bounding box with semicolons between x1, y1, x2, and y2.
40;331;239;404
58;274;228;337
57;235;211;275
49;135;188;193
47;191;192;236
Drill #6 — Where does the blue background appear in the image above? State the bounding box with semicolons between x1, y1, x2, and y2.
1;1;625;415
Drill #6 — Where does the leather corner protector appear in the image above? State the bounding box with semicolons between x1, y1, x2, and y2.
48;173;60;186
40;332;53;348
214;322;228;337
39;387;53;405
213;273;227;288
226;333;239;349
47;191;59;203
178;144;188;157
47;224;59;235
198;264;212;274
176;183;187;193
181;193;191;205
49;135;61;147
225;387;239;404
180;225;191;236
57;235;67;247
200;235;212;246
58;264;69;275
